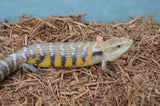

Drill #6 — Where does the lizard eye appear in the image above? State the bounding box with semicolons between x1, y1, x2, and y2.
117;45;121;48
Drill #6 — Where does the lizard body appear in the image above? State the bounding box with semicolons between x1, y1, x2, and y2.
0;37;133;82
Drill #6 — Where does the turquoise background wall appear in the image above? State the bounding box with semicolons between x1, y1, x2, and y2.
0;0;159;23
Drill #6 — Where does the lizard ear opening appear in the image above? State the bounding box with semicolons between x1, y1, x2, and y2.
92;51;103;56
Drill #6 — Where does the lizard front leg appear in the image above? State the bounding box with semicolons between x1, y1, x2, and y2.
101;60;114;76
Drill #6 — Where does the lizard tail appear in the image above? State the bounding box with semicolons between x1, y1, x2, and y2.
0;50;27;82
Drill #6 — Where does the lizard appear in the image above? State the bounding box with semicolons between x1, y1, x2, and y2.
0;37;133;82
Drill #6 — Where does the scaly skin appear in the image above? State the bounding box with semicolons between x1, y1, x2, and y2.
0;37;133;82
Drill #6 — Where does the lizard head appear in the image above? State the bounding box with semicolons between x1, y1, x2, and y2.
101;37;133;61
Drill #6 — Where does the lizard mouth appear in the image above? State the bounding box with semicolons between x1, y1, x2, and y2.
103;38;133;61
112;39;133;60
